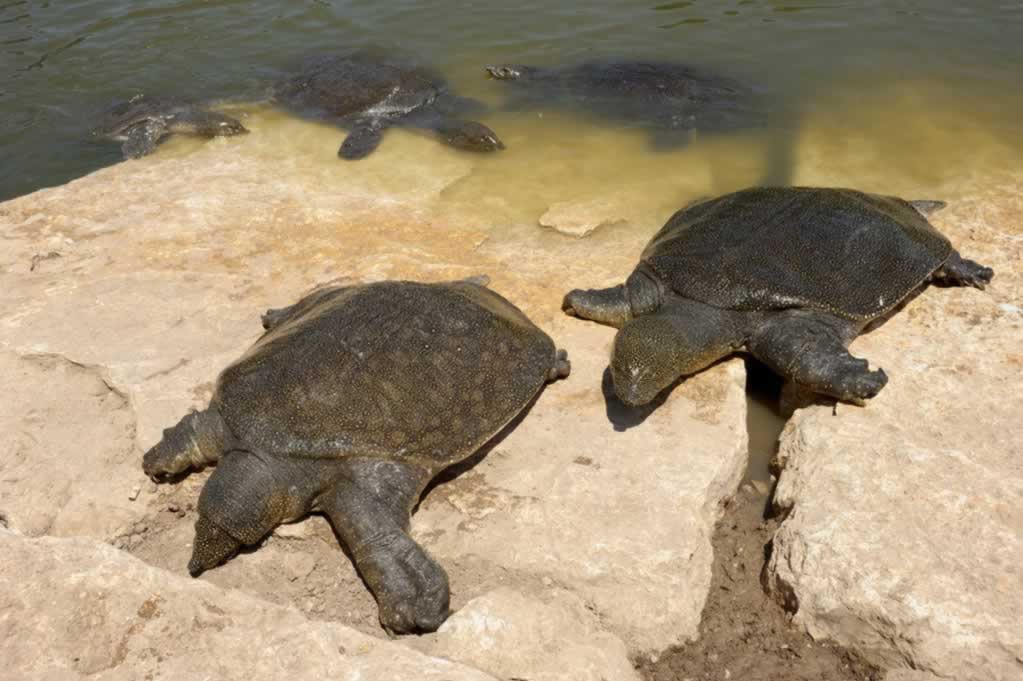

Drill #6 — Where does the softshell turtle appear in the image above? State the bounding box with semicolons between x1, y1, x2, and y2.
274;53;504;159
143;278;569;634
485;59;764;148
562;187;993;405
93;94;248;159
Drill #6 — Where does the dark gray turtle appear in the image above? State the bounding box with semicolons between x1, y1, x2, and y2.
563;187;993;406
143;278;569;634
485;59;764;149
93;94;248;159
274;53;504;159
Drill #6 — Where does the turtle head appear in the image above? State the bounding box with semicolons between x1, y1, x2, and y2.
611;304;736;406
203;112;249;137
611;316;686;406
485;65;536;81
188;515;242;577
189;451;310;576
434;119;505;153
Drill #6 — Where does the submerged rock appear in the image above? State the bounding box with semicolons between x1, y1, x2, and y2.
539;199;627;238
767;182;1023;681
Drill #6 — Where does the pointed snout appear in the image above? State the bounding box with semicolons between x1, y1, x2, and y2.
188;515;242;578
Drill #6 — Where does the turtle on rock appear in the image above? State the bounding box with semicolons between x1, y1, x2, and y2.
93;94;248;159
143;277;569;634
484;59;765;149
562;187;994;406
274;52;504;159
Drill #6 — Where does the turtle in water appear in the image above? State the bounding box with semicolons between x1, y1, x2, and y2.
484;59;764;149
562;187;994;406
93;94;248;159
274;53;504;159
143;278;569;634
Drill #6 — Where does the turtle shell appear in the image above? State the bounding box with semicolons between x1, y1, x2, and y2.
640;187;952;320
275;53;442;120
213;281;556;470
493;60;760;133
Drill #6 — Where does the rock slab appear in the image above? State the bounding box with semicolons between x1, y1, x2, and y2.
425;587;641;681
0;141;750;663
767;180;1023;681
0;528;497;681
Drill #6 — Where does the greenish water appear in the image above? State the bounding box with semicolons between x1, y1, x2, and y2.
2;1;1023;200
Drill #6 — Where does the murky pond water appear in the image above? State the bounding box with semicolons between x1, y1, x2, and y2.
3;1;1022;477
3;0;1023;202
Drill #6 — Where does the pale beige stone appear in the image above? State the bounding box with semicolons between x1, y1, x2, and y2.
0;529;497;681
424;587;640;681
0;352;138;539
0;143;749;659
767;179;1023;681
539;199;628;238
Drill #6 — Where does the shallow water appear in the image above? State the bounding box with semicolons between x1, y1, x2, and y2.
3;2;1021;478
3;1;1023;201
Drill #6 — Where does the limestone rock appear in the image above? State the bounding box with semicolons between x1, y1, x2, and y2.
0;352;138;539
539;199;627;238
0;529;498;681
767;180;1023;681
424;587;640;681
0;142;749;655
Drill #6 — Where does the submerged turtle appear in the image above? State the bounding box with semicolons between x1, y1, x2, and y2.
562;187;993;406
485;59;764;148
93;94;248;159
143;278;569;634
274;53;504;159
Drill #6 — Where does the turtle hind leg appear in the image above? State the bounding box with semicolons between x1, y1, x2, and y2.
749;310;887;405
142;408;233;481
121;120;168;158
322;460;448;634
339;120;386;159
931;250;994;290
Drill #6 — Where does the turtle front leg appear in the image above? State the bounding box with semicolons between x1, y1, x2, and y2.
748;310;887;405
322;460;448;634
339;120;386;159
930;250;994;290
121;119;168;158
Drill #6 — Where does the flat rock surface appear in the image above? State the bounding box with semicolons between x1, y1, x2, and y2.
422;587;640;681
0;529;498;681
0;134;748;671
767;177;1023;681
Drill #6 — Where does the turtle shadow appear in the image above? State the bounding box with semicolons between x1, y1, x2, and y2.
602;366;683;431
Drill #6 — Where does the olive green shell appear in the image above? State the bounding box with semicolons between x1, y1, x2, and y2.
213;281;556;470
641;187;953;321
275;53;442;119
